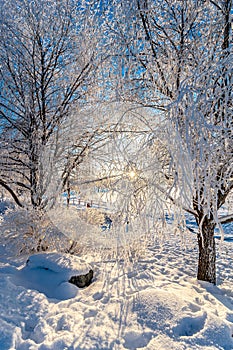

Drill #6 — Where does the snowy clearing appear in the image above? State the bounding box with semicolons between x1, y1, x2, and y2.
0;226;232;350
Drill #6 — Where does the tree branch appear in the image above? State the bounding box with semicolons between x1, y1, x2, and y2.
0;179;24;208
218;213;233;224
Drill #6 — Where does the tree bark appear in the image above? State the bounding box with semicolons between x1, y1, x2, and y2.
196;216;216;284
30;151;41;209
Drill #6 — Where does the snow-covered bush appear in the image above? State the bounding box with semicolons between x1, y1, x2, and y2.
0;207;80;255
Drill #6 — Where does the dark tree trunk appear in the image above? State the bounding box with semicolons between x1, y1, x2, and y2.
29;132;44;209
66;179;71;208
30;160;41;209
196;216;216;284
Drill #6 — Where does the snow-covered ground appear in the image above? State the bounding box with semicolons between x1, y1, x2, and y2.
0;210;232;349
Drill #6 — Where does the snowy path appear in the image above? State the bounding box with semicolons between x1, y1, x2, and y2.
0;231;232;349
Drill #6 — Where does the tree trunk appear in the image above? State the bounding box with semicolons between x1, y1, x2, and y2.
30;160;45;210
66;179;71;208
196;217;216;284
30;163;41;209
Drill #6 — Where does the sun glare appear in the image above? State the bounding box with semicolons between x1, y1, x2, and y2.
128;170;137;180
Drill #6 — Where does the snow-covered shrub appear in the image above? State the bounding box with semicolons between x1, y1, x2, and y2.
0;207;80;255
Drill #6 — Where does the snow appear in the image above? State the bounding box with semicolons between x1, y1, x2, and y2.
24;253;91;275
0;225;232;349
13;253;92;300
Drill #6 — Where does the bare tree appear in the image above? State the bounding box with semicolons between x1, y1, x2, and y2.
0;0;100;209
102;0;232;283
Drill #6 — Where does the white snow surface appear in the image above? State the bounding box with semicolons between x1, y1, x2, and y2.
0;231;232;349
25;253;91;275
13;253;92;300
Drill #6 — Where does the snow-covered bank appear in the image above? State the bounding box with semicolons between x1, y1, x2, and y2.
0;228;232;350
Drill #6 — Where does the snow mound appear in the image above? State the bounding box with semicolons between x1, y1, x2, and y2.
133;288;207;337
25;252;91;276
133;287;233;349
12;253;92;300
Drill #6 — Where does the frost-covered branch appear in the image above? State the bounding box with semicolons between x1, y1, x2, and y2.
0;179;24;207
218;214;233;224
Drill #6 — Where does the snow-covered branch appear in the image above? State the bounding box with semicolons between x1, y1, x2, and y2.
218;214;233;224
